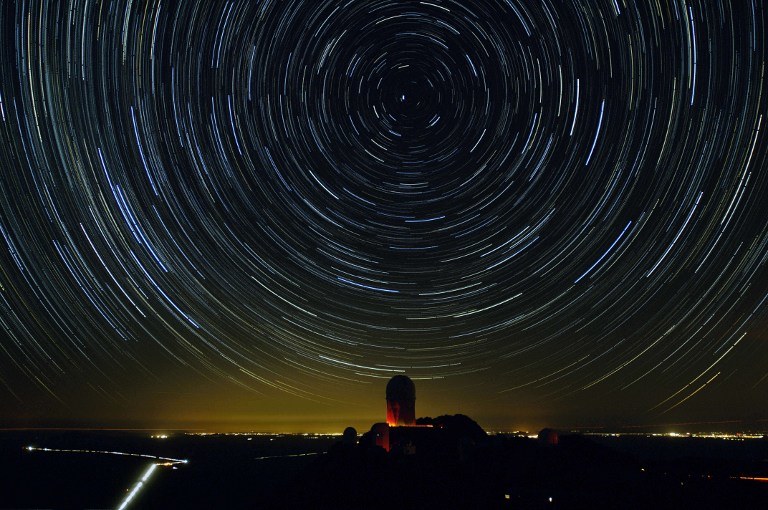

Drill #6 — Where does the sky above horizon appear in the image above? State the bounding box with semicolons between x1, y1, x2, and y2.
1;0;767;433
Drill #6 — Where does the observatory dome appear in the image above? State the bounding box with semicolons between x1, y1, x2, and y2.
386;375;416;402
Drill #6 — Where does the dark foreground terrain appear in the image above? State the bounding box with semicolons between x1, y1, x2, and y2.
1;429;766;509
286;432;768;509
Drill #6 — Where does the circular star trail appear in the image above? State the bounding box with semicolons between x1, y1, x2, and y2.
0;0;766;426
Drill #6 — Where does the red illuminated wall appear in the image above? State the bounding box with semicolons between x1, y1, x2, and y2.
386;398;415;426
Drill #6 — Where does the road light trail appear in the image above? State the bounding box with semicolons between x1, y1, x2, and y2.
117;463;158;510
25;445;188;465
25;445;188;509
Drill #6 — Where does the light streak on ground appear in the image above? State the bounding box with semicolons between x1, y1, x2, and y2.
117;463;157;510
25;445;188;465
26;445;188;510
254;452;320;461
732;476;768;483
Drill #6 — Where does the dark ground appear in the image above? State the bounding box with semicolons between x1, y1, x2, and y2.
1;430;766;509
283;433;768;510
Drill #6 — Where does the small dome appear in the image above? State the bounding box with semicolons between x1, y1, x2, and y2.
342;427;357;444
386;375;416;401
537;428;559;445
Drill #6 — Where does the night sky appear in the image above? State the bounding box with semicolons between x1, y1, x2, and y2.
0;0;767;433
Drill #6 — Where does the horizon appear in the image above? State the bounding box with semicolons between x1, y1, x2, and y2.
5;415;768;436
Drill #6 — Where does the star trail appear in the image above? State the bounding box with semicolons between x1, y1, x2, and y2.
0;0;766;431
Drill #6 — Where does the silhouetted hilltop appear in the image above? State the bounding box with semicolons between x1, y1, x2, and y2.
355;413;487;458
416;414;488;441
269;376;768;508
278;431;768;510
